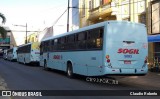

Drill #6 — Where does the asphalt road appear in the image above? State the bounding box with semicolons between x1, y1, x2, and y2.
0;59;159;99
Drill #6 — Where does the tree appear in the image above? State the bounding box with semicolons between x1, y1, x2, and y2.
0;13;7;39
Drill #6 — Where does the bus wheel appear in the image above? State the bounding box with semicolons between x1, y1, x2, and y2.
67;63;74;78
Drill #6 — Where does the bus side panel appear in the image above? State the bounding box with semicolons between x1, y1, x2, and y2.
40;53;48;67
25;53;31;63
64;52;88;75
40;54;44;66
17;53;24;63
47;51;103;76
84;51;103;76
47;52;88;75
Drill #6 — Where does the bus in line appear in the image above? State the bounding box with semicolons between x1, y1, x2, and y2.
3;49;8;60
17;42;40;65
40;21;148;78
7;47;18;61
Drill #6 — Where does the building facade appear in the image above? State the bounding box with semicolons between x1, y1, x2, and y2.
148;0;160;67
27;32;39;43
0;27;17;50
79;0;148;28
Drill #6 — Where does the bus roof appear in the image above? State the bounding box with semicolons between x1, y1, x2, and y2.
18;43;32;48
41;20;145;42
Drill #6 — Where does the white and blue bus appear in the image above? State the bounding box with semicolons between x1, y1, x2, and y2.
7;47;18;61
3;49;8;60
40;21;148;77
17;42;40;65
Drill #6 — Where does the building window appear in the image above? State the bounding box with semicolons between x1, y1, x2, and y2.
89;0;95;10
139;13;146;25
82;0;85;16
100;0;103;5
91;0;94;9
89;1;92;10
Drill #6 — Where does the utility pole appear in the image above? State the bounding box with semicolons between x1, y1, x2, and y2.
67;0;70;32
13;23;28;44
25;23;27;44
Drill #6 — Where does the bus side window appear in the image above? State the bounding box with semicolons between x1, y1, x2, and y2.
87;27;103;50
51;40;54;51
99;28;103;38
96;28;103;48
43;41;47;52
46;41;50;52
60;36;66;50
66;35;75;50
76;32;87;50
57;38;61;50
54;39;58;51
43;40;50;52
28;45;31;53
49;40;52;52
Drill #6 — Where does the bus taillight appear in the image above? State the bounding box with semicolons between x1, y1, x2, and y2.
106;55;110;59
107;59;110;63
106;55;110;63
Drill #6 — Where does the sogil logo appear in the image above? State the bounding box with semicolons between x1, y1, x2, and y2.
117;48;139;54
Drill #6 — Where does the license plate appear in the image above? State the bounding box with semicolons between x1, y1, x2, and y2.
124;60;131;64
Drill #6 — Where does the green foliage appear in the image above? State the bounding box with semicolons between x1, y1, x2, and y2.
0;13;6;24
0;26;7;39
0;13;7;39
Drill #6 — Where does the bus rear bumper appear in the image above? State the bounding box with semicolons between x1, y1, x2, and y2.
103;67;148;76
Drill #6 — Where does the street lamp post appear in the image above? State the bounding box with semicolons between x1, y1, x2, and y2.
13;23;28;44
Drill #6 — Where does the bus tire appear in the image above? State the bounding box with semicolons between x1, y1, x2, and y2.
67;63;74;78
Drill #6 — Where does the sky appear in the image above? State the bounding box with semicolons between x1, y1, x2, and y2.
0;0;70;45
0;0;68;30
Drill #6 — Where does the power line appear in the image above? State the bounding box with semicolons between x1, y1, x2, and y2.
9;30;41;32
52;8;68;26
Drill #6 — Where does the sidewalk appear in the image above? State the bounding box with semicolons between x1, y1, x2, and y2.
119;71;160;89
0;76;11;99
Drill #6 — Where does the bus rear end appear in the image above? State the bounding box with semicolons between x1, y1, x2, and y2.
104;21;148;76
12;47;18;61
30;42;40;64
